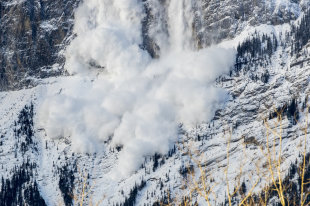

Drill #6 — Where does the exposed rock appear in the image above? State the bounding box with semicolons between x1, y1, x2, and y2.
0;0;80;91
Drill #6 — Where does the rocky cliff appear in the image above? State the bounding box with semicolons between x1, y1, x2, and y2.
0;0;79;90
1;0;308;90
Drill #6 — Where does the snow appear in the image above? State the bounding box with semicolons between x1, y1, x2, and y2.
40;20;58;32
3;0;26;6
1;0;310;205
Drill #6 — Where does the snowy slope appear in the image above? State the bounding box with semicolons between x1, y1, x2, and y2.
1;0;310;206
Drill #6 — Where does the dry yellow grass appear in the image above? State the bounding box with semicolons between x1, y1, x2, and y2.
161;107;310;206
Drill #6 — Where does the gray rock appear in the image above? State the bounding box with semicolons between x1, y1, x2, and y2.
0;0;80;91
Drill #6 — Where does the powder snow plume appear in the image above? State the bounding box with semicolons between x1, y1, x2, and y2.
38;0;236;177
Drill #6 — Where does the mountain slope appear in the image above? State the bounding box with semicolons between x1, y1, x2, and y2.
1;0;310;206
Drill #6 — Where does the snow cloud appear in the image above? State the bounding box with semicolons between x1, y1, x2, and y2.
38;0;236;177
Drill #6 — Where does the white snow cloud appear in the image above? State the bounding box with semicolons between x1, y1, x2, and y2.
38;0;236;178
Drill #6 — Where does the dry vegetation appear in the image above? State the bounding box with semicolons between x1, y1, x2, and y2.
160;108;310;206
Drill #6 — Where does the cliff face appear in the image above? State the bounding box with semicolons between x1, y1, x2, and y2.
0;0;307;91
195;0;304;42
141;0;307;56
0;0;79;90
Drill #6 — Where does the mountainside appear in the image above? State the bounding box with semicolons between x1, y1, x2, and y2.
0;0;79;90
1;0;310;205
